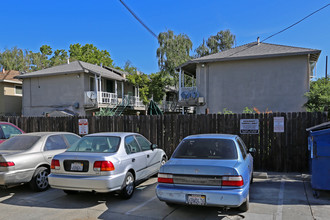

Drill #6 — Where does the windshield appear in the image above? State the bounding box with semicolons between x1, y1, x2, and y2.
172;138;238;159
0;135;40;150
67;136;120;153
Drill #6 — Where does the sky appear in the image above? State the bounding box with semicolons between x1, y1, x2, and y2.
0;0;329;78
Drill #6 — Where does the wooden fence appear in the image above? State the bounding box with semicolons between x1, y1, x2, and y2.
1;112;328;172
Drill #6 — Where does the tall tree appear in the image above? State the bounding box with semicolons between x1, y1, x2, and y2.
156;30;192;85
126;71;150;105
69;43;114;67
0;47;30;71
304;78;330;112
50;49;68;66
195;39;210;58
29;45;53;71
123;60;138;75
149;72;166;103
195;29;236;58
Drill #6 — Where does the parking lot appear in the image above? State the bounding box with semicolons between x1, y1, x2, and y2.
0;173;329;220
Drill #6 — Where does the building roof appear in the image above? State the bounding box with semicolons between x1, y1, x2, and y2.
0;70;22;84
178;42;321;75
103;65;129;77
15;61;126;81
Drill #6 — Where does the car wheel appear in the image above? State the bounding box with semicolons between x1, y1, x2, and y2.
63;190;79;195
121;172;135;199
29;167;50;192
239;193;249;212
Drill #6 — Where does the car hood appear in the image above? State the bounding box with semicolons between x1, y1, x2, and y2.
160;158;239;176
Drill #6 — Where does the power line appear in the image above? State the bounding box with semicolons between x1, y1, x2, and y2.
261;3;330;42
119;0;158;39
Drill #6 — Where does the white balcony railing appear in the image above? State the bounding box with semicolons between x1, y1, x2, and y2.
84;91;117;106
84;91;144;108
99;92;118;105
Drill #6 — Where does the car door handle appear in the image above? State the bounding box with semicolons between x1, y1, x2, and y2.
147;155;150;158
132;158;135;162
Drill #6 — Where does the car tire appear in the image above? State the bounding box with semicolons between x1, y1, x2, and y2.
165;202;177;207
63;190;79;195
239;193;249;212
29;167;50;192
121;172;135;199
250;172;254;184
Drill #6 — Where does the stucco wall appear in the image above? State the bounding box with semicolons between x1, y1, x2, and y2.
22;73;85;116
197;55;309;114
0;83;22;116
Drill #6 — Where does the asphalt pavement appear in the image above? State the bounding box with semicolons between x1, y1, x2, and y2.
0;173;329;220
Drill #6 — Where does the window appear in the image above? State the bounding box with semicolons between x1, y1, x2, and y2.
0;136;40;150
106;79;114;93
66;136;120;153
172;138;238;159
63;134;80;146
44;135;68;151
90;77;95;91
125;136;141;154
135;135;151;151
15;85;22;95
237;139;247;159
0;124;22;139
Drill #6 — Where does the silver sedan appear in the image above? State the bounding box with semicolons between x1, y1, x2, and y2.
0;132;80;191
49;132;167;199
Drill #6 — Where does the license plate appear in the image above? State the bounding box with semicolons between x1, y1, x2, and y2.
71;162;83;171
186;194;206;205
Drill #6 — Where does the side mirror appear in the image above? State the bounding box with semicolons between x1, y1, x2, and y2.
151;144;158;150
248;148;256;154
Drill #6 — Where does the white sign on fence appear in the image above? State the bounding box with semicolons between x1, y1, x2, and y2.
240;119;259;134
78;119;88;135
274;117;284;133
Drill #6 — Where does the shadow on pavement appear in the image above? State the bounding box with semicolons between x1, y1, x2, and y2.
0;183;123;209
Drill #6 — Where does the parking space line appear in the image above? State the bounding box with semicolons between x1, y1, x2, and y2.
125;196;157;215
275;179;285;220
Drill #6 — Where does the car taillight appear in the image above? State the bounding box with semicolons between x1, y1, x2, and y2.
93;161;115;171
222;175;244;187
51;159;60;170
158;173;173;183
0;162;15;167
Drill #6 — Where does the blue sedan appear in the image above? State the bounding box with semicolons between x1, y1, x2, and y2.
156;134;255;211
